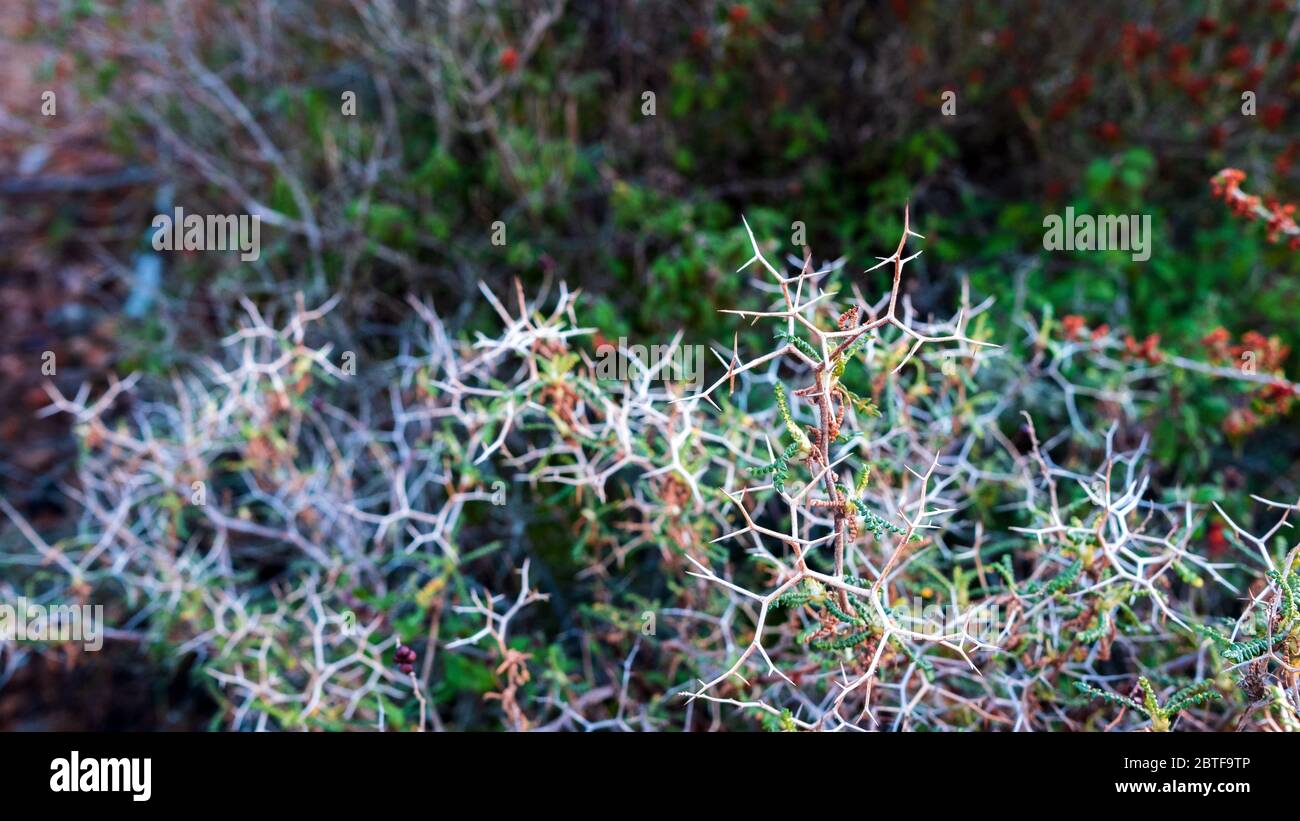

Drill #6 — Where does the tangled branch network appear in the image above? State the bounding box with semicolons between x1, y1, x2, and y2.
3;208;1297;732
635;208;1297;731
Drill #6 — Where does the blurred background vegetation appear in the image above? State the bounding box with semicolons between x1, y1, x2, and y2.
2;0;1298;728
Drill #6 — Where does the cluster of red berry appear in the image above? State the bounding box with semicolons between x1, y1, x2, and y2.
686;5;753;50
394;644;417;676
1059;316;1166;371
1119;23;1161;71
1060;314;1110;344
998;8;1296;164
1211;169;1300;250
1201;327;1289;371
1201;327;1295;438
1045;73;1094;123
1173;14;1292;120
1122;333;1164;365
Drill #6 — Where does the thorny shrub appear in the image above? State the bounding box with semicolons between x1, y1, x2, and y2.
4;208;1298;731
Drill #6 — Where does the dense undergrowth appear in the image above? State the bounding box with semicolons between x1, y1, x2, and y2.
17;1;1296;470
2;1;1299;730
5;215;1296;731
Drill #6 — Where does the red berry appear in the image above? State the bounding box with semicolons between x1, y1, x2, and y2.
1262;103;1286;131
1207;521;1228;557
1182;75;1211;103
1275;146;1296;175
499;47;519;73
394;644;417;666
1137;27;1160;55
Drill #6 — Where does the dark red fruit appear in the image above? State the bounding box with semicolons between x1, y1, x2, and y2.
394;644;417;669
1262;103;1286;131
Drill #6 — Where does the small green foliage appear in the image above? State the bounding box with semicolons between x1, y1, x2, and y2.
831;334;869;379
1173;560;1203;589
1222;633;1287;664
772;383;812;456
810;629;873;651
1074;681;1141;713
1041;558;1082;597
859;508;909;539
822;595;863;627
1078;613;1109;644
1076;676;1220;731
775;578;825;609
753;383;814;492
1268;569;1295;624
889;634;935;681
761;707;798;732
854;466;871;497
993;554;1017;594
1164;681;1222;715
774;329;820;362
839;386;882;418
